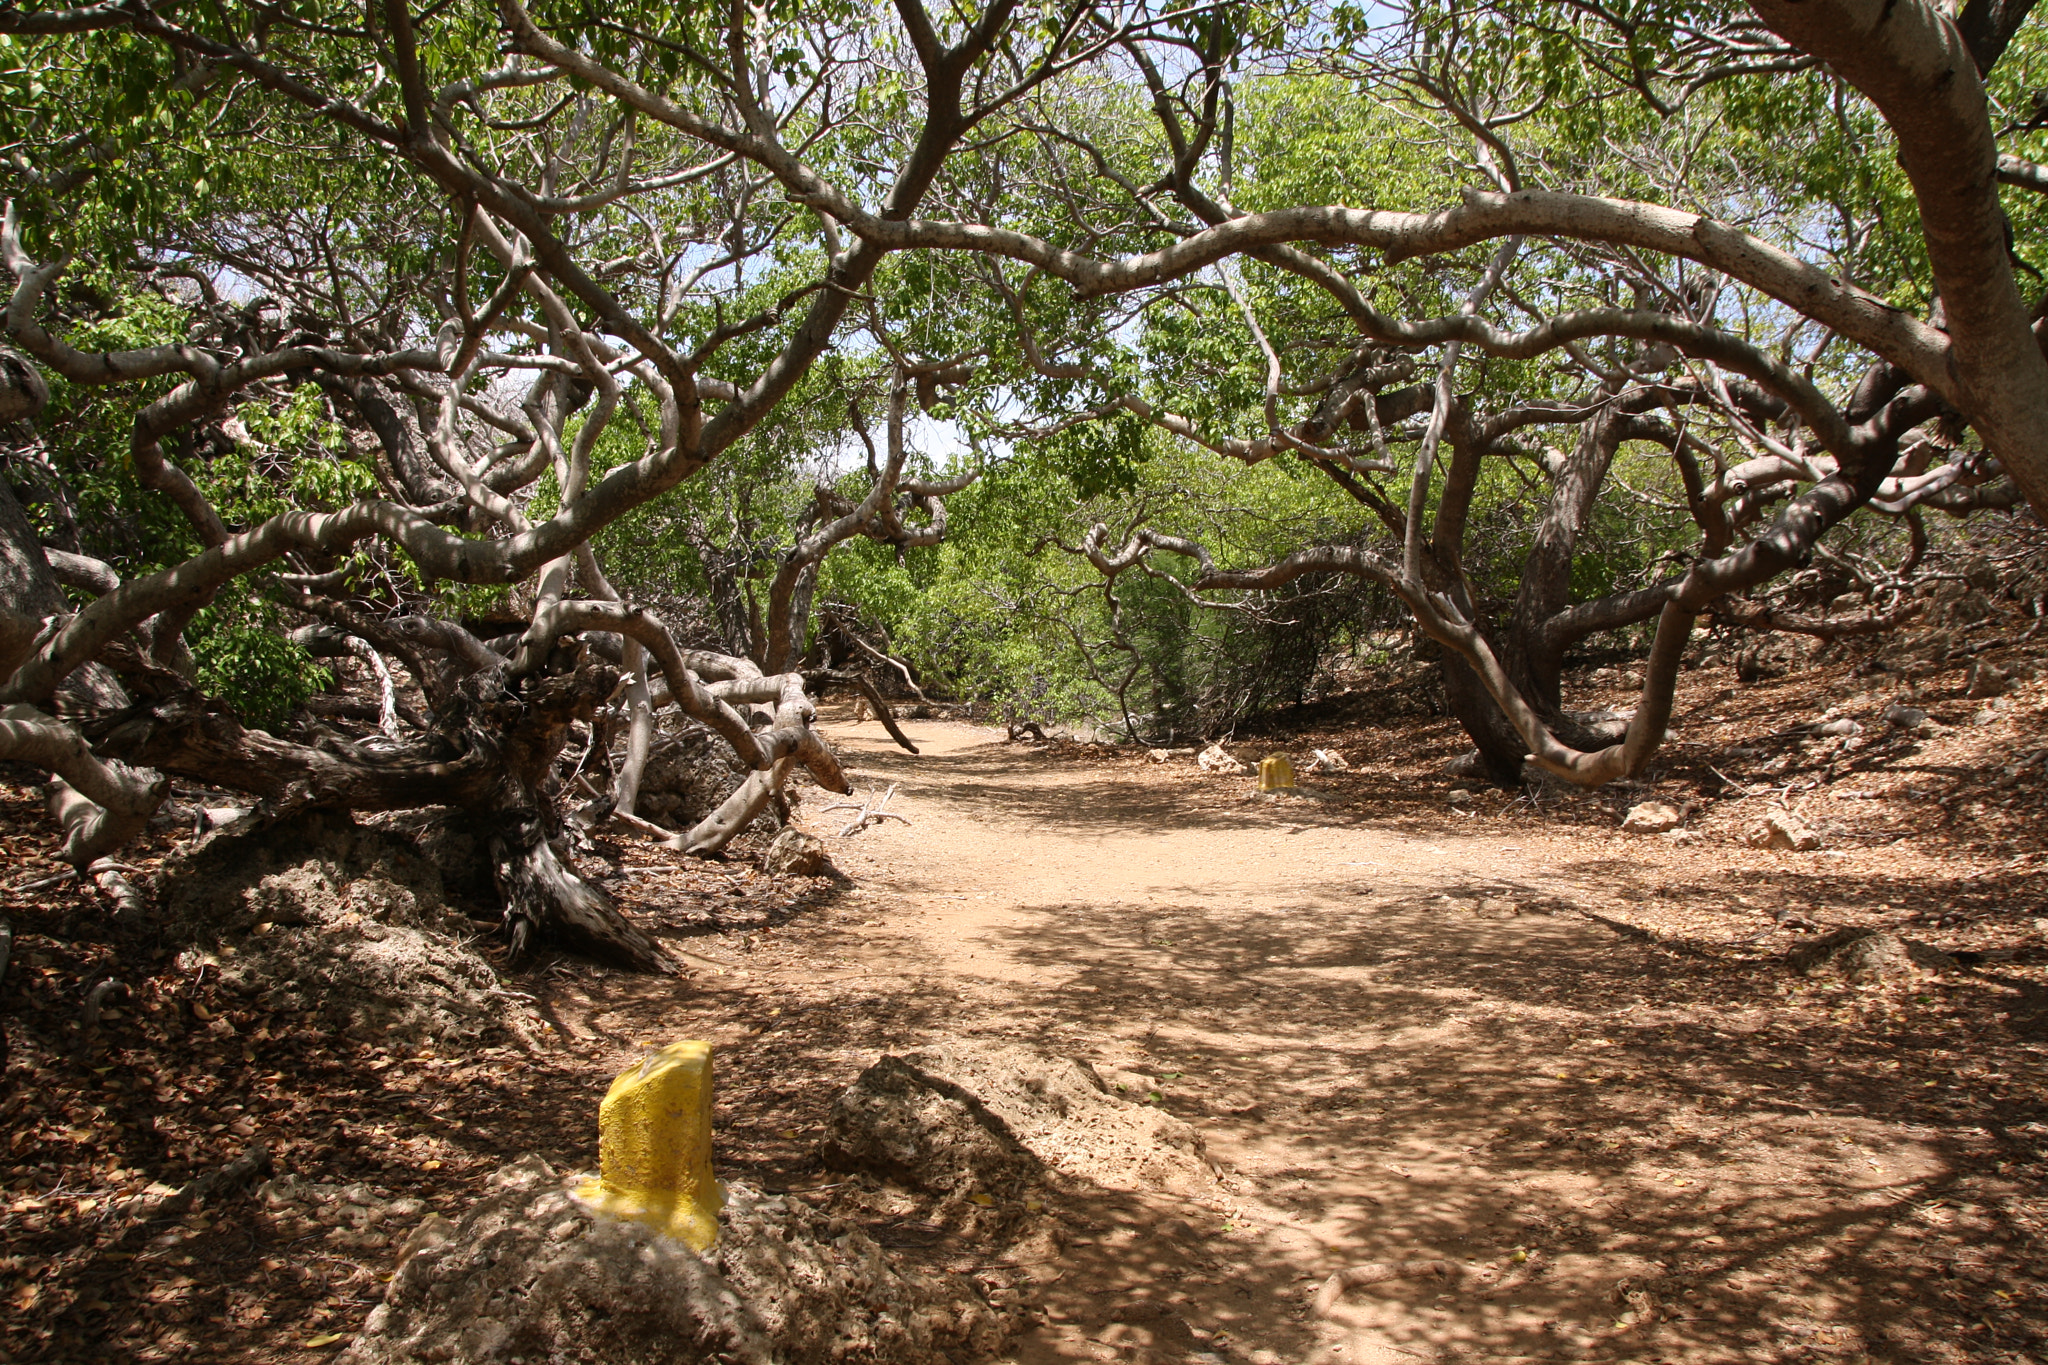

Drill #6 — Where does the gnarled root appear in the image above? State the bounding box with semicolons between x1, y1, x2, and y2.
88;658;671;970
0;706;166;865
491;810;667;972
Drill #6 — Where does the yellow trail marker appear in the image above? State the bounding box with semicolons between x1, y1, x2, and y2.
1258;755;1296;791
573;1040;724;1250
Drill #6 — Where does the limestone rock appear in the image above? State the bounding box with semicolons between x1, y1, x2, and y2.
1746;809;1821;852
161;811;512;1045
637;729;776;834
1884;703;1929;731
1621;801;1682;834
818;1055;1044;1199
341;1155;1012;1365
1786;928;1957;983
762;828;827;877
822;1041;1216;1199
1196;743;1252;775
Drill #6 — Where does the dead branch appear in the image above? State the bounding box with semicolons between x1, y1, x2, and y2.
823;783;910;836
810;668;919;753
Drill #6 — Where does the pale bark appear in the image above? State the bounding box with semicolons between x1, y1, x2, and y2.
1750;0;2048;514
611;639;655;819
0;707;164;864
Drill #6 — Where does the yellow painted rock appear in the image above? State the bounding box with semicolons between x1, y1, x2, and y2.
1258;755;1296;791
573;1040;724;1250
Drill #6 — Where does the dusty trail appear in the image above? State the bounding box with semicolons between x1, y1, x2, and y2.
766;722;1953;1365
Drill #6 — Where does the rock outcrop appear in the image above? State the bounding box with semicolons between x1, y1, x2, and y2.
160;811;520;1045
821;1040;1217;1199
341;1155;1014;1365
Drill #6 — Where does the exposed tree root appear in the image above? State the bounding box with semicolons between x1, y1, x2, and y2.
0;706;166;865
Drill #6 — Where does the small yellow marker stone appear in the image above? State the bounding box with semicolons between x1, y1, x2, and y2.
573;1040;724;1251
1258;755;1296;792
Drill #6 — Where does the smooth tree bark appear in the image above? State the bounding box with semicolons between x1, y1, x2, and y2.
0;0;2037;938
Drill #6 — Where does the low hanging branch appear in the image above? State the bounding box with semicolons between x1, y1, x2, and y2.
1076;405;1915;790
809;667;920;754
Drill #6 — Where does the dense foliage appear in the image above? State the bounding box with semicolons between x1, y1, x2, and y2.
0;0;2041;893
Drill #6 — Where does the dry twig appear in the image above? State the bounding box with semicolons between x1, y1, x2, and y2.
823;784;910;837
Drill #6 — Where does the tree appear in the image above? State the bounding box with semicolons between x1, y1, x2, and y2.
872;0;2048;781
0;0;2041;965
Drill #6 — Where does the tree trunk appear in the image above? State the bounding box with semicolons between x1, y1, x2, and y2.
0;476;126;709
1503;391;1625;712
1437;652;1528;784
87;652;670;971
610;639;655;818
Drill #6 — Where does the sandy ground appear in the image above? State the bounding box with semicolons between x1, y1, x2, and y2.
703;718;2033;1365
6;697;2044;1364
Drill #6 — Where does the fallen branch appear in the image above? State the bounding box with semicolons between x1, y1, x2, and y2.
89;858;147;920
610;809;679;843
823;783;910;837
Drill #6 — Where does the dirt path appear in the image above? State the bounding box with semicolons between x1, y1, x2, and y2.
719;720;1975;1365
7;689;2041;1365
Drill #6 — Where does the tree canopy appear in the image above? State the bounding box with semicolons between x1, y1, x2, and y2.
0;0;2043;953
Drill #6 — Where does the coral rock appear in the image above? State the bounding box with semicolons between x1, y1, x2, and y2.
1621;801;1682;834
